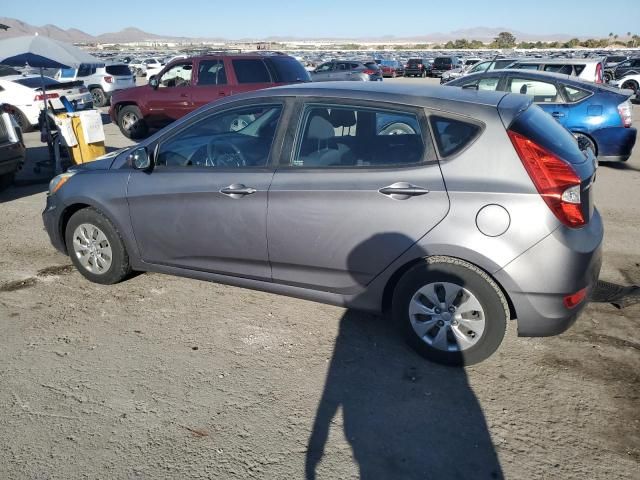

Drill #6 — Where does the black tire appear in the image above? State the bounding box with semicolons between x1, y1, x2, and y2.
65;207;132;285
91;87;108;108
392;256;509;366
0;172;15;191
574;133;597;156
603;72;612;83
11;108;33;133
117;105;148;139
621;80;639;93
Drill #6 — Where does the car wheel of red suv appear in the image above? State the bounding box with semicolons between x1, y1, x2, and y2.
118;105;148;139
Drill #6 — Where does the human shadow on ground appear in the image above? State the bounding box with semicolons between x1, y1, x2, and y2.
306;233;503;479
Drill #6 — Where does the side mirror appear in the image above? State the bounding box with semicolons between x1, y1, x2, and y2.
129;147;152;170
149;77;159;89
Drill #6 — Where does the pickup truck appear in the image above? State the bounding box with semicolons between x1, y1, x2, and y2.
109;53;311;139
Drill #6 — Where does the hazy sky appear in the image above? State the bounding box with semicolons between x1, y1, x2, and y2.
3;0;639;38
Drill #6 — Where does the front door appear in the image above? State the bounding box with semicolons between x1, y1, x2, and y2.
267;101;450;293
146;61;194;123
311;62;335;82
127;102;285;280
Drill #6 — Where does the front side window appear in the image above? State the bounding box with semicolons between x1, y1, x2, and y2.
292;105;426;168
197;60;227;86
315;62;333;73
507;77;561;103
159;63;192;88
232;59;271;83
156;104;282;168
469;61;490;74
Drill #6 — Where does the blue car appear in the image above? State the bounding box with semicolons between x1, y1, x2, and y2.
446;70;637;161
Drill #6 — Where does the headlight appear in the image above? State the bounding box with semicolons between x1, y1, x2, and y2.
48;171;76;195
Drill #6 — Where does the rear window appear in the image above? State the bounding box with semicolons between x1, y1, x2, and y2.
265;56;311;82
509;105;585;165
232;59;272;83
408;59;423;65
434;57;453;66
15;77;60;88
106;65;132;76
429;116;482;157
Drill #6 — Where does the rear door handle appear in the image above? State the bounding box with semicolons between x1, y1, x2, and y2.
551;112;565;118
220;184;257;198
379;182;430;199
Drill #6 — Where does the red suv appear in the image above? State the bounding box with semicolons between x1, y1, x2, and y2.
109;53;310;138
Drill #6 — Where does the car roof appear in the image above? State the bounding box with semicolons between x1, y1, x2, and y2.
512;58;602;65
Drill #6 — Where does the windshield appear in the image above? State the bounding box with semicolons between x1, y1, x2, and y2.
106;65;132;76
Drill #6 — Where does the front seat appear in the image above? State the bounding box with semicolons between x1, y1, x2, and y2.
300;115;343;167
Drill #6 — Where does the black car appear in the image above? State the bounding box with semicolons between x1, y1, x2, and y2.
431;56;463;78
608;57;640;81
404;58;431;77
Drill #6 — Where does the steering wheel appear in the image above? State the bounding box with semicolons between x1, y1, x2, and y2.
206;140;247;168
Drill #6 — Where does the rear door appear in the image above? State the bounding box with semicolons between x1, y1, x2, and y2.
191;58;230;108
267;100;449;293
228;58;274;96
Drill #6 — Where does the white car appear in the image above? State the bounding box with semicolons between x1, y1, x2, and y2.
0;75;93;132
507;58;606;83
55;63;135;107
128;58;164;77
146;56;186;80
610;73;640;95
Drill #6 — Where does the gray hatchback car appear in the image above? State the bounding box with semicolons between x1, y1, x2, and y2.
43;82;603;365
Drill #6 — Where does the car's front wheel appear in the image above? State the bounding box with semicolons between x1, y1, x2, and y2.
117;105;148;139
65;207;132;285
392;256;509;366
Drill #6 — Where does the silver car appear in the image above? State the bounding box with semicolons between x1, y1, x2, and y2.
311;61;383;82
42;82;602;365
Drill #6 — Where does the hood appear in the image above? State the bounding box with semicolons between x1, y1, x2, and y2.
70;147;131;171
112;84;150;103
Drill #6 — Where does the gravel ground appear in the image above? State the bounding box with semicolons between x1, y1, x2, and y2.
0;78;638;480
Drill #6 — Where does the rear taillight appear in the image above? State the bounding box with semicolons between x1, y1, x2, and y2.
417;63;423;68
508;130;585;228
363;69;376;75
595;63;603;83
618;100;633;127
34;93;60;101
104;76;113;83
563;287;588;309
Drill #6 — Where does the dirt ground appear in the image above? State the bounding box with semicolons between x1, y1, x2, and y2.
0;78;638;479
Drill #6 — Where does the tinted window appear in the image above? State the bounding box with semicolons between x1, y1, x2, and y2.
293;106;425;168
494;59;517;69
408;59;423;65
563;85;591;102
77;65;95;77
156;104;282;168
105;65;132;76
434;57;453;66
265;57;310;82
510;105;585;165
514;64;540;70
430;116;481;158
15;77;60;88
197;60;227;85
544;64;573;75
232;59;271;83
508;77;561;103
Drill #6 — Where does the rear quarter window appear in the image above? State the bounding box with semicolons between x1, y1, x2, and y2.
105;65;132;76
429;116;482;158
265;57;310;82
232;59;272;83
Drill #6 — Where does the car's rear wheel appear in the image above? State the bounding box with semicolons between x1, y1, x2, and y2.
65;207;132;285
621;79;639;93
91;87;108;107
574;133;597;156
392;256;508;366
118;105;148;139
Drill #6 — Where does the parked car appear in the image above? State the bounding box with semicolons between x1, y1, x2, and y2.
110;53;311;139
146;55;187;80
431;56;463;78
379;60;404;78
610;73;640;94
55;63;135;107
508;58;605;83
44;82;602;366
602;55;628;82
446;70;636;161
404;58;431;77
311;60;383;82
0;75;93;132
607;57;640;82
128;58;163;77
441;58;521;83
0;104;25;191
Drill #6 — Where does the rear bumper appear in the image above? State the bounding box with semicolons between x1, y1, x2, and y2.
591;126;636;159
494;209;603;337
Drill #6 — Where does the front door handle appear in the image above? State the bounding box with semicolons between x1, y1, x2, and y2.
180;93;189;98
551;111;565;118
220;184;257;198
379;182;430;200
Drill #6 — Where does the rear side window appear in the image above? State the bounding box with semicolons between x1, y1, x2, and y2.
514;63;540;70
509;105;584;165
544;64;573;75
198;60;227;85
563;85;591;102
265;57;310;82
105;65;132;76
232;59;271;83
430;116;481;158
292;105;426;168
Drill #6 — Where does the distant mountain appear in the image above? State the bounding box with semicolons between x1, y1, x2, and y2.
0;17;587;44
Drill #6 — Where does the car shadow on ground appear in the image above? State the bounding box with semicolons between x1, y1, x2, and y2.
0;183;47;203
599;160;640;173
306;233;503;479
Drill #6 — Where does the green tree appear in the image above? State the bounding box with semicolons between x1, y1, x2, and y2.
492;32;517;48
